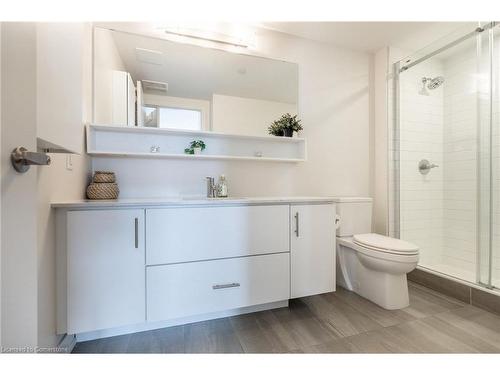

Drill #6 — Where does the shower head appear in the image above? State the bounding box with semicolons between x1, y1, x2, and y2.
427;76;444;90
418;76;444;95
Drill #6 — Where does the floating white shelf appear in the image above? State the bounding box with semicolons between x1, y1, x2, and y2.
86;124;307;162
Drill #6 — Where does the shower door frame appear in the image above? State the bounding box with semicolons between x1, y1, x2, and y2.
390;22;498;289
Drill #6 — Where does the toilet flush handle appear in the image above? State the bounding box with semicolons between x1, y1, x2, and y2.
334;214;341;230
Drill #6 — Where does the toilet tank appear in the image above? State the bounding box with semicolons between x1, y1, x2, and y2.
333;197;373;237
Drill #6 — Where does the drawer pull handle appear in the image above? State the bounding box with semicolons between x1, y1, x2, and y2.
294;212;299;237
134;218;139;249
213;283;240;290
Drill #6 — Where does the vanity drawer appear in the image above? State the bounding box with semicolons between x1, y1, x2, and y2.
145;205;289;265
146;252;290;322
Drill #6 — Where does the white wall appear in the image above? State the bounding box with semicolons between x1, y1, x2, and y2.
94;27;126;125
373;47;389;235
36;24;92;349
262;30;371;197
212;94;296;136
94;28;372;199
37;24;86;154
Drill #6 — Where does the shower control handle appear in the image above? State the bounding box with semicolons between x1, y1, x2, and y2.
418;159;439;175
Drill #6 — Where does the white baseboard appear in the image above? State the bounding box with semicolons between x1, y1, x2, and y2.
76;300;288;342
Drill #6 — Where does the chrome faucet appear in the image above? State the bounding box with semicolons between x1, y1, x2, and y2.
206;176;217;198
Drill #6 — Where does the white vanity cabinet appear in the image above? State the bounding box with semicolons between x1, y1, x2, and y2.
56;199;336;338
66;209;145;334
290;204;336;298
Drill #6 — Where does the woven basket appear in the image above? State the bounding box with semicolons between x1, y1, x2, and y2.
93;171;116;183
87;183;119;200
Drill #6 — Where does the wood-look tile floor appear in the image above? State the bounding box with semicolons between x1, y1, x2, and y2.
72;282;500;354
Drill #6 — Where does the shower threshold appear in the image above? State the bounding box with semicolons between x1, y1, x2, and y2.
418;263;475;284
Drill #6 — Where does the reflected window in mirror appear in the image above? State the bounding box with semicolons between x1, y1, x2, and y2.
159;107;202;130
142;105;203;131
143;106;158;127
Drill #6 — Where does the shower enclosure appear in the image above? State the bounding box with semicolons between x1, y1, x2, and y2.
391;22;500;290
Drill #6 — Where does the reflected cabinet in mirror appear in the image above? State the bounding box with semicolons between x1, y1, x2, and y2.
93;27;299;137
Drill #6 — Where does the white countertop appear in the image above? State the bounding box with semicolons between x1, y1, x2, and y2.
51;196;339;209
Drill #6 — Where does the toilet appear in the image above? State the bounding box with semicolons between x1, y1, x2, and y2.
333;197;419;310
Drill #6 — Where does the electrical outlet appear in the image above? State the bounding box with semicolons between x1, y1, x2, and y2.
66;155;73;171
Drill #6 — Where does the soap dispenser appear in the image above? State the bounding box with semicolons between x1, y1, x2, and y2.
217;175;228;198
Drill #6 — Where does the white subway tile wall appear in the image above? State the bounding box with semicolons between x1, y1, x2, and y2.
441;44;478;282
398;59;445;270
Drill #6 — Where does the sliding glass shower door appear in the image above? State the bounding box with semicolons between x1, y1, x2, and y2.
473;23;500;289
490;25;500;289
393;22;500;289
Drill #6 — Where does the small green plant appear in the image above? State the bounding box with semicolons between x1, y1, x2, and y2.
184;140;206;154
268;122;285;136
268;113;303;137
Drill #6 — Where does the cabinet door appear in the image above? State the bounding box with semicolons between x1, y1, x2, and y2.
67;209;145;334
290;204;336;298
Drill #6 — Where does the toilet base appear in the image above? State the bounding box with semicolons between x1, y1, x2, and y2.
337;240;417;310
353;266;409;310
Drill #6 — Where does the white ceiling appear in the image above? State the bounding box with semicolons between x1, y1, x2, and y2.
260;22;475;52
97;21;476;54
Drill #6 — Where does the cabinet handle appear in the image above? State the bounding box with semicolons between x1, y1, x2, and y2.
213;282;240;290
294;212;299;237
134;218;139;249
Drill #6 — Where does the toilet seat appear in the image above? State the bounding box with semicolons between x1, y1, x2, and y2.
353;233;419;256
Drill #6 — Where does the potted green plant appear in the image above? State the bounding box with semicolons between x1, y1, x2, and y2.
184;140;206;155
268;113;303;137
268;121;285;136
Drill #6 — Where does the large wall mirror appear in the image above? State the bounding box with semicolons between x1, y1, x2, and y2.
93;27;299;136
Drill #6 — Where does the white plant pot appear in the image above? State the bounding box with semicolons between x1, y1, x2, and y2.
193;147;202;155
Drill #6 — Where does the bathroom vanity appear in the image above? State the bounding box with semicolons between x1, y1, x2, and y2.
51;27;334;342
54;197;336;340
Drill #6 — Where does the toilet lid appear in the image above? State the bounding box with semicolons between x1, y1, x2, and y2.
353;233;419;255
